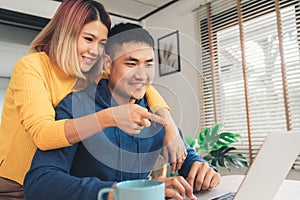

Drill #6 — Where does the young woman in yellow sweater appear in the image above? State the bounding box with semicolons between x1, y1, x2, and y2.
0;0;186;199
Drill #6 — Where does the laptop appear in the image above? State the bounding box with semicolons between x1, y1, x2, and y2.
194;130;300;200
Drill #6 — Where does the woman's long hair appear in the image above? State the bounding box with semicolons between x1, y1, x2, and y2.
29;0;111;79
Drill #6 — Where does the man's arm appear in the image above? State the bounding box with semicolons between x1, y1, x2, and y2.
23;145;114;200
24;92;115;200
177;140;210;177
172;129;216;177
176;129;220;191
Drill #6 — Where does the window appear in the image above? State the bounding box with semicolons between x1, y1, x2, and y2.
197;0;300;168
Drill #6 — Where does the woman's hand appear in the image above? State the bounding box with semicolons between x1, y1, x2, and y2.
111;104;167;134
163;122;187;173
155;108;187;173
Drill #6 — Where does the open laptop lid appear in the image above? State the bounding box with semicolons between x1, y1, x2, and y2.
234;130;300;200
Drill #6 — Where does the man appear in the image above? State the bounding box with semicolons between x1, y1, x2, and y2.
24;23;220;200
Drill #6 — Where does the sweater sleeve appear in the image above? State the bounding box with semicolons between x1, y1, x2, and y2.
11;56;71;150
145;85;170;113
23;144;114;200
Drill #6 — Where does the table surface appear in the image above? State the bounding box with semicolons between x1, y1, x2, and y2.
191;175;300;200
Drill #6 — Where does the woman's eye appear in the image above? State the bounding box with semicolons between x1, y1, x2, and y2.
99;42;106;48
84;37;93;42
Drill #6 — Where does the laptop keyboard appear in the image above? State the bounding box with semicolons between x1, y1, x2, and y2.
211;192;236;200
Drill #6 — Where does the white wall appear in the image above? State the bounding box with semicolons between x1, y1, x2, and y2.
0;24;39;76
0;0;137;25
144;0;203;138
0;0;60;18
0;24;40;121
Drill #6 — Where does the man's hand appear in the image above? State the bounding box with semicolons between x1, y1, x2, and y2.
155;176;197;200
186;162;221;191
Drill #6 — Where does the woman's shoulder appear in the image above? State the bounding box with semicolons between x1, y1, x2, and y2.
13;52;54;74
15;51;48;65
18;52;49;65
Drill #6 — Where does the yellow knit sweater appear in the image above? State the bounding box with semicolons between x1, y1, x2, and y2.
0;52;168;185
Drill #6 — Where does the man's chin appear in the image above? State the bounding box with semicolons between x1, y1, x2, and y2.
131;93;146;101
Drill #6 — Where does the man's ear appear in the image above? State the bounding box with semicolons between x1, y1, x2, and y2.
103;55;112;74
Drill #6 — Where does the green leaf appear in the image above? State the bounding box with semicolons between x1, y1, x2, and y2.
197;123;248;170
210;146;235;157
184;136;195;147
198;129;205;142
211;159;217;167
217;157;225;167
198;128;210;143
204;155;212;162
220;132;242;138
222;146;236;154
198;127;219;152
211;123;223;136
239;160;249;168
170;172;180;177
234;159;248;168
225;156;236;166
217;132;242;147
226;154;248;168
210;147;223;157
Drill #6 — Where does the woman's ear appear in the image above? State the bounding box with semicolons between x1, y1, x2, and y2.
103;55;112;74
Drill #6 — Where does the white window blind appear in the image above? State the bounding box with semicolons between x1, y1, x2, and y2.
197;0;300;169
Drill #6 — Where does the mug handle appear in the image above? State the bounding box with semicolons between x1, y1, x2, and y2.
98;188;114;200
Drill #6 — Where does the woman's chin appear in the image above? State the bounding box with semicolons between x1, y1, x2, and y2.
80;64;93;73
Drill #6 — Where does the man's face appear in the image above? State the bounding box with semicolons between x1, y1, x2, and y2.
105;42;154;104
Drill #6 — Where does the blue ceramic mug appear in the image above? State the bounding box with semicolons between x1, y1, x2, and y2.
98;179;165;200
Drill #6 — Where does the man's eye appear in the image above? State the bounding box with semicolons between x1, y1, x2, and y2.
146;63;154;68
126;63;136;67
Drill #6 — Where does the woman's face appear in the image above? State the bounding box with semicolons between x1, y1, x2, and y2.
77;20;108;72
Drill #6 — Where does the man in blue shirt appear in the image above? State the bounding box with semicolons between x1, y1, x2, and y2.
24;23;220;200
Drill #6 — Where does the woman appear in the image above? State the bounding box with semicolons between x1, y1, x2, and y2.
0;0;186;199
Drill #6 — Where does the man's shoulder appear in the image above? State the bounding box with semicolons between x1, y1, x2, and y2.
55;83;98;119
137;96;150;110
63;83;97;102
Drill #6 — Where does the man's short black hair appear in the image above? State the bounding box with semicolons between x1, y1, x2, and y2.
105;22;155;59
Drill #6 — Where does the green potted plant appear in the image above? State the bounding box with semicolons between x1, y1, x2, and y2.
185;123;248;171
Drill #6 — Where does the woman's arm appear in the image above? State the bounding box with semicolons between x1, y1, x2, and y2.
145;86;187;173
13;57;165;150
64;104;166;144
